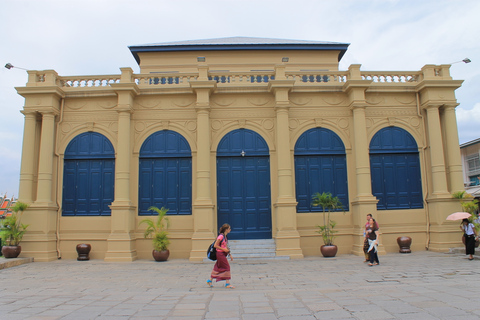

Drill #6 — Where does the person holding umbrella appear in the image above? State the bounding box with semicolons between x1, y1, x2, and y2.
460;218;478;260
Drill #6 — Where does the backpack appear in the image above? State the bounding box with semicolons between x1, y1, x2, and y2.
207;235;225;261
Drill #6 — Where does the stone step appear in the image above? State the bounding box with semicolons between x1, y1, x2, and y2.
203;239;290;261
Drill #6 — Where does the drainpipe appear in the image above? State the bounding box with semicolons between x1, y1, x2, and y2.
54;97;65;259
416;92;430;250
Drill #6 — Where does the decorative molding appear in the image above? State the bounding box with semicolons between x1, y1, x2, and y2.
262;119;274;130
212;96;235;107
247;97;271;106
238;119;246;128
186;121;197;132
365;94;384;105
211;120;222;131
172;97;196;108
338;118;349;129
86;122;95;132
289;119;299;130
135;122;146;133
160;120;170;130
321;93;346;106
394;95;416;105
290;96;311;106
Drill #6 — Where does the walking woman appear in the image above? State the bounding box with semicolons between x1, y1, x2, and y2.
366;218;380;266
461;218;478;260
207;223;235;288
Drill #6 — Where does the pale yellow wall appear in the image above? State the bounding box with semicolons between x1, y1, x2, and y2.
15;51;466;261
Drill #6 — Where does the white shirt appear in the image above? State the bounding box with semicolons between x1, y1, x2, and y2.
463;223;475;236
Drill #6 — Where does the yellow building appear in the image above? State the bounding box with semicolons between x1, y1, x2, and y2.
15;37;465;262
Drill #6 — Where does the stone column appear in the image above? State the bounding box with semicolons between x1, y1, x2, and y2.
189;75;217;261
351;105;374;199
105;68;138;262
273;103;303;259
18;111;38;203
344;65;379;255
442;104;464;192
425;105;449;197
26;110;59;261
35;112;57;205
269;70;303;259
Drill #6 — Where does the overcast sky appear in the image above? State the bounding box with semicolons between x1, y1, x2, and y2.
1;0;479;195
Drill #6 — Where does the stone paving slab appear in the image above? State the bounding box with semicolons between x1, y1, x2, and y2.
0;251;479;319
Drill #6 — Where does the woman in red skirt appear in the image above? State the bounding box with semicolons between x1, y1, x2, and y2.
207;223;235;288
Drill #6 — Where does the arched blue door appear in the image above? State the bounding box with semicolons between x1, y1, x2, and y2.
139;130;192;215
63;132;115;216
217;129;272;239
370;127;423;210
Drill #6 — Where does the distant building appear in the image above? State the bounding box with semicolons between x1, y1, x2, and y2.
460;138;480;197
0;194;16;218
15;37;465;261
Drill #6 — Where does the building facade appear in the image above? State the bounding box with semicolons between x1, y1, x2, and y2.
15;37;466;261
460;138;480;198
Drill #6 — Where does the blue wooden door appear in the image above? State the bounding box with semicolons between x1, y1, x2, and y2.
217;129;272;239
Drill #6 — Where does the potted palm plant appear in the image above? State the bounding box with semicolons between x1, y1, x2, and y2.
312;192;344;257
139;206;170;261
1;201;29;258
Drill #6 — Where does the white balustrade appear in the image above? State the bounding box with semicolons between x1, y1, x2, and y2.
361;72;420;83
59;76;121;87
286;71;348;84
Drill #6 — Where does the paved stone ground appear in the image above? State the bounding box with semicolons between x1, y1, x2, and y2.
0;251;479;320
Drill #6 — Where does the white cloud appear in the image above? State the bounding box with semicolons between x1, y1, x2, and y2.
456;103;480;144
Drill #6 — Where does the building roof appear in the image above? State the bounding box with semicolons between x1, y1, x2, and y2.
129;36;350;65
460;137;480;148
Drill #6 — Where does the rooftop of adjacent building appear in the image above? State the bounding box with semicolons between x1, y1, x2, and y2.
129;36;350;65
460;137;480;148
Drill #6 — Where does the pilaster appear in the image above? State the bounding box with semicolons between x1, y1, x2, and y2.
105;67;138;262
189;68;217;261
344;65;379;255
269;77;303;259
18;111;39;203
424;104;450;199
442;104;464;192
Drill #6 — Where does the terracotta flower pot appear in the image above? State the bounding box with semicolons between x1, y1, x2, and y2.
76;243;91;261
2;245;21;258
152;249;169;261
397;236;412;253
320;245;337;257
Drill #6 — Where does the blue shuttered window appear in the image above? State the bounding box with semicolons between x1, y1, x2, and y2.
138;130;192;215
62;132;115;216
370;127;423;210
294;128;349;212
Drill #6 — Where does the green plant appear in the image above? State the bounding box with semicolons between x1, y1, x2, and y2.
139;206;170;251
452;191;479;232
0;201;30;246
312;192;344;246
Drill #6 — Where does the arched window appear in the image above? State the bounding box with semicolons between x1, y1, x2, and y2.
63;132;115;216
294;128;349;212
370;127;423;210
138;130;192;215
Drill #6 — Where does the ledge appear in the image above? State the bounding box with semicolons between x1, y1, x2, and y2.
0;257;34;270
